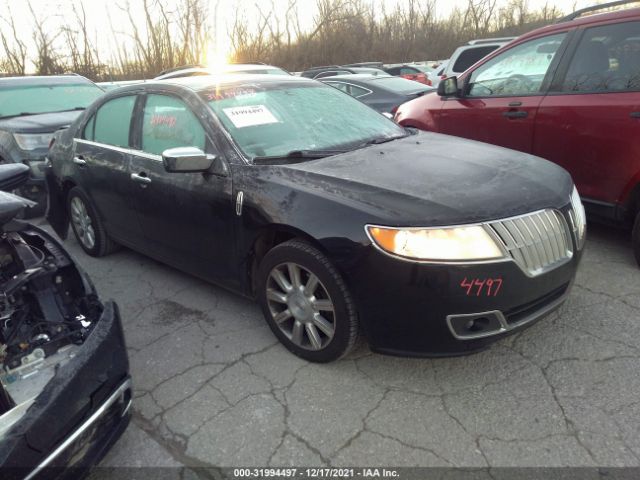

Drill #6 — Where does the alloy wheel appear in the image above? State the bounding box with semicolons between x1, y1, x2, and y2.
70;196;96;250
266;262;336;350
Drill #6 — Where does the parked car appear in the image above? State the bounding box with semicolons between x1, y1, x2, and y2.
300;66;389;79
0;75;105;216
427;61;449;88
321;74;434;114
0;163;130;479
441;37;516;79
98;80;146;91
154;63;290;80
395;3;640;265
47;74;584;362
384;65;432;85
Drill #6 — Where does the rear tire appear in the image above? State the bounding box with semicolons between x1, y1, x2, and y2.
257;239;359;362
633;210;640;267
67;186;119;257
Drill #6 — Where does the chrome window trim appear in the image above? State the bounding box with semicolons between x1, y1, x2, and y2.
24;377;132;480
323;80;373;98
74;138;162;162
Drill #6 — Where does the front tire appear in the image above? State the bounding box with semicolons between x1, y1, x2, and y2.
67;187;118;257
633;210;640;267
257;239;359;362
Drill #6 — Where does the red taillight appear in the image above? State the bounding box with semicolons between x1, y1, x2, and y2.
440;75;447;80
48;137;56;150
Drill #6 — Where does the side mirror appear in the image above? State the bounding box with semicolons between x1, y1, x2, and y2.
0;163;30;191
437;76;459;97
162;147;220;174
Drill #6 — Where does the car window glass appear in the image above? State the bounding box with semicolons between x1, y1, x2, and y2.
141;94;206;156
204;83;403;159
400;67;417;75
93;95;136;147
561;21;640;93
452;46;499;73
467;33;566;97
83;114;95;140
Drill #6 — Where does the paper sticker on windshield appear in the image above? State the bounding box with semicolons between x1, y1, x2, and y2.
222;105;278;128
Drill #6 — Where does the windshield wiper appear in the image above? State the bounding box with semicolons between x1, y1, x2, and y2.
52;107;86;113
252;149;347;164
358;134;409;148
0;112;41;120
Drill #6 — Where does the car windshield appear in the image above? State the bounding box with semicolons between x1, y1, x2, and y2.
202;82;405;160
0;82;104;119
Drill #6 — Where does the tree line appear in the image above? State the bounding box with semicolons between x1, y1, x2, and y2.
0;0;578;81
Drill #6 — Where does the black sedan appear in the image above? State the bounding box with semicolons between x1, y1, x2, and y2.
0;76;105;216
47;75;585;362
0;164;130;478
321;74;434;115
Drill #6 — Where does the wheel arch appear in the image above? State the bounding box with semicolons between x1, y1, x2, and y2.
245;224;329;297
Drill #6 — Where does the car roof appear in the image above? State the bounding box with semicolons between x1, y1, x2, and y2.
518;6;640;40
320;74;380;82
0;74;93;87
129;73;314;93
155;64;285;79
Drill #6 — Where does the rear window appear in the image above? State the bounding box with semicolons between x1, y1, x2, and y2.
452;46;500;73
372;76;431;93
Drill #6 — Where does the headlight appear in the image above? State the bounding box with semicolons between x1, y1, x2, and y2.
13;133;52;151
366;225;506;261
570;186;587;249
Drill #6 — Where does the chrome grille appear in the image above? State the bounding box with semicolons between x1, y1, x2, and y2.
489;210;573;277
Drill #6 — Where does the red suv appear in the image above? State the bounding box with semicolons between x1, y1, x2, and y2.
395;3;640;265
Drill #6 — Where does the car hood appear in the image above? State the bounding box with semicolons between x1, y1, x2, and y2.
0;110;82;134
274;131;573;226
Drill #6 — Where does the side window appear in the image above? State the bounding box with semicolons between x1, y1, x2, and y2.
452;46;499;73
560;21;640;93
141;94;206;156
467;33;567;97
326;82;349;94
93;96;136;147
83;114;95;140
325;82;370;98
349;85;371;98
400;67;417;75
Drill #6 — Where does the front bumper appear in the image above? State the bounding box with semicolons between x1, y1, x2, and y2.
0;301;131;479
342;225;582;357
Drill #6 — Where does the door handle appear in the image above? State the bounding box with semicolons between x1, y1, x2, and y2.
503;110;528;119
130;173;152;185
630;112;640;118
73;156;87;166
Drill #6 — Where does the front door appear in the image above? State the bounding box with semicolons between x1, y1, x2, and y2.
437;32;568;154
128;93;236;284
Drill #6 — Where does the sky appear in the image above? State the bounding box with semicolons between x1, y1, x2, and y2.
0;0;599;67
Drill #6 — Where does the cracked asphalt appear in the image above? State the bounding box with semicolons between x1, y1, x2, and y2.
43;221;640;470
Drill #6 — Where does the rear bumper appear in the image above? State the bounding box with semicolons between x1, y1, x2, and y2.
0;301;131;479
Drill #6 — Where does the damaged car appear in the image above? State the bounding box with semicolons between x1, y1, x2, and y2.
47;75;585;362
0;75;105;217
0;163;130;478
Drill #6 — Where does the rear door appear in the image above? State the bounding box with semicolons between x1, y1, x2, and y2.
437;32;568;154
128;92;236;283
535;20;640;209
73;94;143;243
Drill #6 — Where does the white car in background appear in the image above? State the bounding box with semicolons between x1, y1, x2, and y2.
441;37;516;79
154;63;290;80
